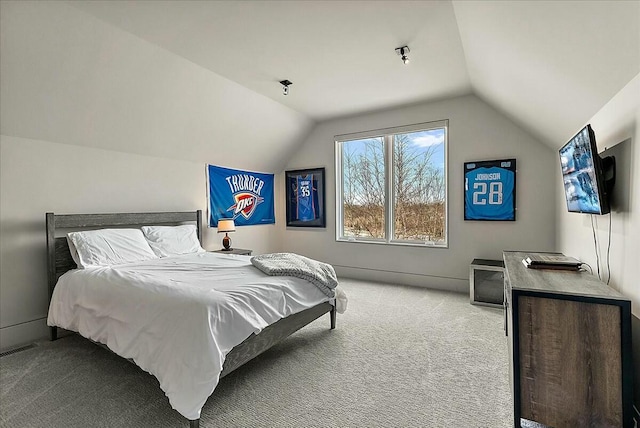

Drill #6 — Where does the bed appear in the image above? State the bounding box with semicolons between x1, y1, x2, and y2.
46;210;337;427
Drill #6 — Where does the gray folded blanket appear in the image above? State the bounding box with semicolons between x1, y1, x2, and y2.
250;253;337;298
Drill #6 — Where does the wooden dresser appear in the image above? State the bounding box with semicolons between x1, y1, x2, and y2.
503;251;633;428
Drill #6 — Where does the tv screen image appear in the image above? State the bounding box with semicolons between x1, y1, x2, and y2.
559;125;610;215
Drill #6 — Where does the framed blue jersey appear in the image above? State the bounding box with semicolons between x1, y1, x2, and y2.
285;167;326;228
464;159;516;221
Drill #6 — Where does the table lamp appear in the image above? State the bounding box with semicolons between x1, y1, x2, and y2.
217;218;236;251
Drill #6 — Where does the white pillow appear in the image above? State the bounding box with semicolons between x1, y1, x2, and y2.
141;224;205;258
66;235;82;267
67;228;159;268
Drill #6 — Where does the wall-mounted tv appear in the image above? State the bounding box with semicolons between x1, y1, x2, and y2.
559;124;615;215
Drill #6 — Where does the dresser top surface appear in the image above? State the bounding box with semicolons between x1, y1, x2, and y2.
503;251;629;302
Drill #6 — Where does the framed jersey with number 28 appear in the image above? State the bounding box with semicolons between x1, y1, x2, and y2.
464;159;516;221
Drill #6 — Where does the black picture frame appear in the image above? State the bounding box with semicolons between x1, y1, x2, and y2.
285;167;326;228
464;158;517;221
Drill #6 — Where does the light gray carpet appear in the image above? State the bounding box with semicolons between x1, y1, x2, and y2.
1;279;512;427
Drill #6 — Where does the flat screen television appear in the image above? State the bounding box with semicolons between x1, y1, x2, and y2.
559;124;614;215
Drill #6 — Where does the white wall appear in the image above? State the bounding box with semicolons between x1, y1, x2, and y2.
556;74;640;316
0;1;300;350
279;94;557;291
0;1;312;172
0;136;281;350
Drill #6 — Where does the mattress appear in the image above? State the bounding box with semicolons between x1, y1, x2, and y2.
47;252;330;420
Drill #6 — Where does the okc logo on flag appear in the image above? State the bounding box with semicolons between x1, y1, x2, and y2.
208;165;275;227
228;192;265;220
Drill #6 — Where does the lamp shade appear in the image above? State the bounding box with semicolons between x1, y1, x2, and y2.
217;218;236;233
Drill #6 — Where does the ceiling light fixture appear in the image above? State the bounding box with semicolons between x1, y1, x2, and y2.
395;46;410;65
280;79;292;95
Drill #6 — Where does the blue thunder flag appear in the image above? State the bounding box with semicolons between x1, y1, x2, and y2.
208;165;275;227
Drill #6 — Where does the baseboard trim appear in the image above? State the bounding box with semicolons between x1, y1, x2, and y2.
0;317;48;353
334;265;467;293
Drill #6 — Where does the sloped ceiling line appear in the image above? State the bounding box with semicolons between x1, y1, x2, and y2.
52;1;640;151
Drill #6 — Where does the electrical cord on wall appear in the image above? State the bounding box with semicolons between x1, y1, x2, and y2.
590;214;601;280
606;212;612;285
589;213;614;285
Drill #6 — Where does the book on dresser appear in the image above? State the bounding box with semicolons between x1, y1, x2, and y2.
521;253;582;270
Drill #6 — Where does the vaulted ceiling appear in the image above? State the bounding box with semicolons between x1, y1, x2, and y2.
69;0;639;148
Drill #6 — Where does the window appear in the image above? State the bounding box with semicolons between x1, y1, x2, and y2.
335;120;447;247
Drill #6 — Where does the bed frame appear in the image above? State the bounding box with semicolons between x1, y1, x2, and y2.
46;210;336;428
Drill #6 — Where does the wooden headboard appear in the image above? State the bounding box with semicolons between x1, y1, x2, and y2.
45;210;202;303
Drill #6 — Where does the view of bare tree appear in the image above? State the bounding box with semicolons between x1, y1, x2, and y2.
342;133;445;241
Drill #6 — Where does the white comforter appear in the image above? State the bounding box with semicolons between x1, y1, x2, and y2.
47;252;331;420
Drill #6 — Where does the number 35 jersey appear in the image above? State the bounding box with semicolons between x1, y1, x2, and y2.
464;166;515;220
297;174;316;222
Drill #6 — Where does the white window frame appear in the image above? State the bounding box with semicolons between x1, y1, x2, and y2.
335;120;448;248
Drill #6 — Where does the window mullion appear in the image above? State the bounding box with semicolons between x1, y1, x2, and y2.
384;134;394;243
335;142;343;240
